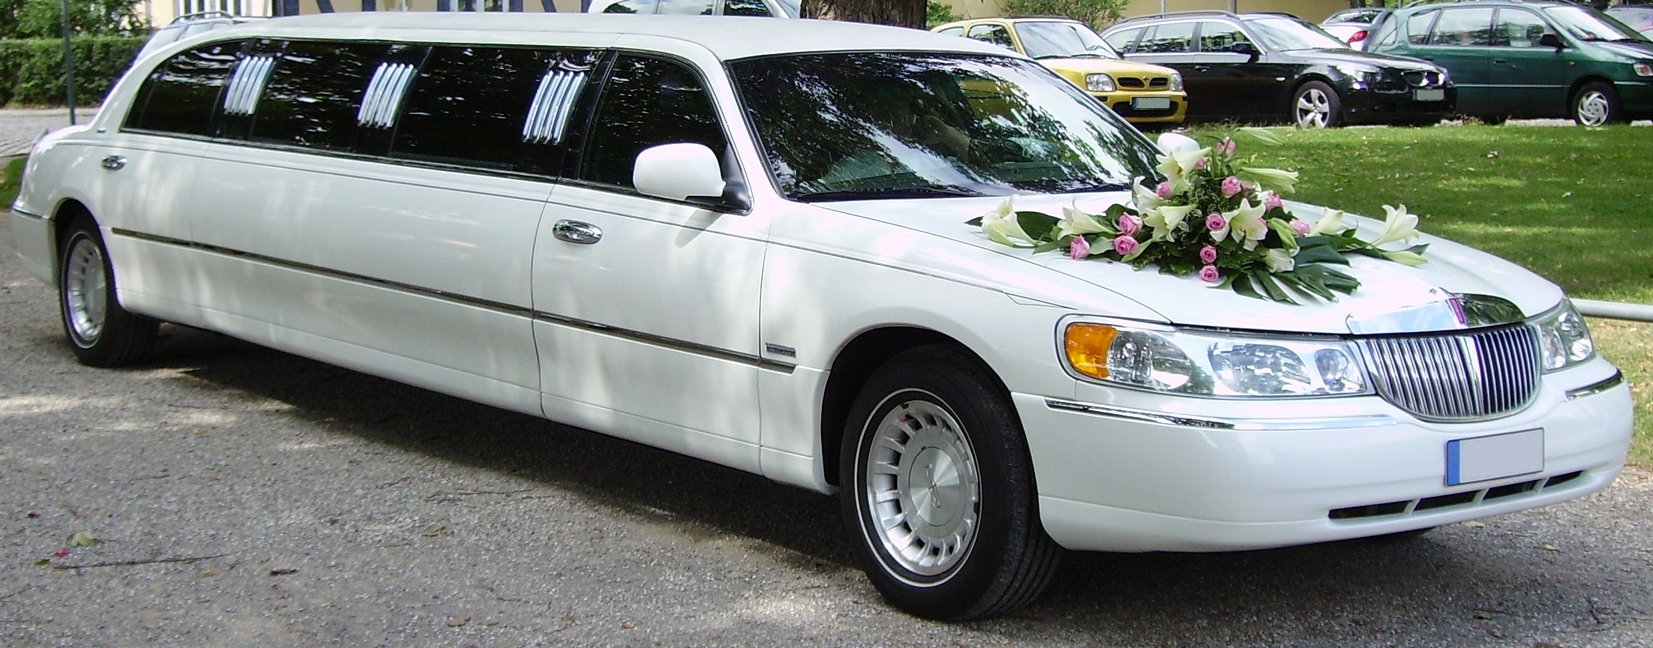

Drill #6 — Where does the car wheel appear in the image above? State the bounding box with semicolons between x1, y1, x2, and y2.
840;346;1061;620
59;216;158;366
1292;81;1341;128
1572;81;1624;126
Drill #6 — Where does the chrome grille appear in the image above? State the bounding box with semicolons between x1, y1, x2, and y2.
1360;325;1540;421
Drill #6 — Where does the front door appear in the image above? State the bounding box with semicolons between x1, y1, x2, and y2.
1487;7;1574;118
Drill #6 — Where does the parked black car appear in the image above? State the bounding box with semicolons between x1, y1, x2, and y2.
1101;11;1456;127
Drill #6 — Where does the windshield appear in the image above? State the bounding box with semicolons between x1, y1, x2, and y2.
1014;21;1122;59
1547;6;1646;42
729;52;1160;202
1245;16;1350;50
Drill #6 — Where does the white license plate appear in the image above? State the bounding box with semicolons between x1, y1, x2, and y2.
1414;88;1445;102
1446;429;1544;486
1132;97;1171;110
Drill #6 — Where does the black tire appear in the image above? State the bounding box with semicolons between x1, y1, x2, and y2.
1292;80;1342;128
58;216;158;367
1571;81;1625;126
840;346;1061;620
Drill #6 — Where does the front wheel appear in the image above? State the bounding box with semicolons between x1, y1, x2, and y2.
1292;81;1342;128
58;217;158;366
1572;81;1624;126
840;346;1061;620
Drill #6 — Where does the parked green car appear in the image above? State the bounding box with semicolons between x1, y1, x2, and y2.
1365;0;1653;125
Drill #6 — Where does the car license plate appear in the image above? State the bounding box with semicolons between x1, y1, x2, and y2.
1414;88;1445;102
1446;429;1543;486
1132;97;1171;110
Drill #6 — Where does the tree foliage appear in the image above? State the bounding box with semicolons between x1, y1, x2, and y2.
0;0;147;39
1000;0;1126;28
799;0;927;28
926;1;960;28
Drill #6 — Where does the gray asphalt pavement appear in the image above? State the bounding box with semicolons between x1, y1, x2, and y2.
1;121;1651;647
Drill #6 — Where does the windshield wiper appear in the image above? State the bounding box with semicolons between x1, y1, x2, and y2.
793;185;986;202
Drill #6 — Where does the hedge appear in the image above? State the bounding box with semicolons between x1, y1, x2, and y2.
0;36;145;107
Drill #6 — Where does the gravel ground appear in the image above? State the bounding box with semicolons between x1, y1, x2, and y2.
1;129;1651;647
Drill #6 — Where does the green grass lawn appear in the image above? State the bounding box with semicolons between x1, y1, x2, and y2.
1197;124;1649;466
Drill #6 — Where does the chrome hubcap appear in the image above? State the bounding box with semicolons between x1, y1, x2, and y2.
1577;91;1610;126
64;235;108;346
862;395;980;581
1296;89;1330;128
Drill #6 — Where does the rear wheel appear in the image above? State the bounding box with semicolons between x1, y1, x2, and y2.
840;346;1061;620
1292;81;1342;128
1572;81;1624;126
58;217;158;366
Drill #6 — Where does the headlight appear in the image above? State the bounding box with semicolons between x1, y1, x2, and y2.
1169;72;1183;92
1085;73;1116;93
1062;320;1368;397
1534;302;1594;371
1635;62;1653;77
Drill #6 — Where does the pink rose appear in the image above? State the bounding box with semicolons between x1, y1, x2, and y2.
1291;220;1311;237
1205;212;1226;231
1194;157;1208;171
1266;193;1284;210
1199;265;1222;283
1114;235;1139;256
1155;181;1173;199
1200;245;1218;264
1219;137;1236;156
1069;236;1090;260
1119;213;1142;237
1221;176;1244;198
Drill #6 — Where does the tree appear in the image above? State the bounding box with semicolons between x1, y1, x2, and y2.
1000;0;1126;27
799;0;927;29
6;0;147;39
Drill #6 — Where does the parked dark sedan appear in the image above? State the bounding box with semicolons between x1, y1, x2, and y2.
1101;11;1456;127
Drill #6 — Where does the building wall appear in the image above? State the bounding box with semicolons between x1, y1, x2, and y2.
942;0;1351;24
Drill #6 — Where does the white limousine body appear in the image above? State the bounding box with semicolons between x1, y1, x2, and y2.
9;13;1632;620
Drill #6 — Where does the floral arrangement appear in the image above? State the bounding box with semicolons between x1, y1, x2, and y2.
969;129;1429;304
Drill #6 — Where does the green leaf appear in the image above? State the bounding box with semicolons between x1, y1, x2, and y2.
68;531;98;548
1016;211;1062;243
1231;274;1263;300
1251;270;1298;304
1292;240;1350;266
965;216;983;226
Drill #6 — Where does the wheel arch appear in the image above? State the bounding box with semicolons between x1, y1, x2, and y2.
1285;73;1339;111
818;326;1008;487
49;198;97;285
1567;75;1617;107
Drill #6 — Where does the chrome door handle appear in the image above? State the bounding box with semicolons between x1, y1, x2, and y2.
101;155;125;170
552;219;602;245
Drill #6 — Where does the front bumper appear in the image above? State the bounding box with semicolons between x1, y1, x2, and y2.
1018;360;1631;553
1094;90;1188;125
1341;85;1458;125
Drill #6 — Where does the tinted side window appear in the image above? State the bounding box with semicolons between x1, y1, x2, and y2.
723;0;771;16
1406;11;1437;45
1493;8;1548;47
127;41;243;136
1139;22;1196;53
1103;26;1143;52
250;40;388;150
579;55;727;190
1198;21;1250;52
393;46;593;173
966;24;1015;50
1428;7;1495;46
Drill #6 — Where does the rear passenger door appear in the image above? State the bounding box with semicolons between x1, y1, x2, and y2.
533;52;768;472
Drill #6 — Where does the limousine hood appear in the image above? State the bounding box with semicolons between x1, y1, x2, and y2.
821;194;1565;335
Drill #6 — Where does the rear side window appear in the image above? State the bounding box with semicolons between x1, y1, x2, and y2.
1138;22;1196;53
578;55;727;190
126;41;243;136
392;46;595;172
249;40;389;150
1428;7;1495;46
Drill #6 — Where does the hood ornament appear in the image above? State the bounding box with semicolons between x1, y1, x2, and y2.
1347;292;1524;335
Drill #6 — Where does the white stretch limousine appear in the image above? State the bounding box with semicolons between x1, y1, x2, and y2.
9;13;1631;620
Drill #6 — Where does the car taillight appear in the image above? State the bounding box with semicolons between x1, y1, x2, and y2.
1350;29;1368;44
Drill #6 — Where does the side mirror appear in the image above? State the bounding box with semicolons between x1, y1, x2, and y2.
633;143;727;203
1539;32;1564;49
1231;41;1260;61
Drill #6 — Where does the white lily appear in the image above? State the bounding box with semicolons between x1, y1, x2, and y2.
1381;249;1428;267
1264;248;1297;273
1223;199;1269;251
980;197;1038;247
1143;204;1198;240
1370;204;1421;247
1058;205;1107;239
1307;208;1353;236
1236;165;1299;194
1155;146;1212;193
1131;179;1165;211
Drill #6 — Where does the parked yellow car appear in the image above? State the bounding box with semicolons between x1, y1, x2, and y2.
934;17;1188;128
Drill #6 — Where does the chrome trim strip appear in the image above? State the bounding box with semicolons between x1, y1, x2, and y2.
1566;370;1624;401
109;229;795;374
12;207;46;220
1044;398;1397;431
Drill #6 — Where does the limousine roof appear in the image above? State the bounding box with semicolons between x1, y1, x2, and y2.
191;12;1013;62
